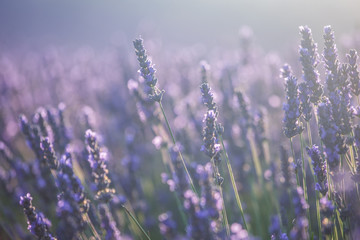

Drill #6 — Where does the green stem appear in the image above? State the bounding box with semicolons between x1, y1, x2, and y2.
158;101;198;195
85;213;101;240
123;205;151;240
219;135;248;231
209;156;230;237
299;133;311;235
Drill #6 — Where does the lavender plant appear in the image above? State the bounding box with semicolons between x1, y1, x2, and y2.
2;25;360;240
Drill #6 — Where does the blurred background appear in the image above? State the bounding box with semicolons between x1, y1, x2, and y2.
0;0;360;53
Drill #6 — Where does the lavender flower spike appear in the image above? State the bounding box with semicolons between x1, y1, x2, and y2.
298;83;312;122
347;49;360;96
281;64;303;138
299;26;323;104
202;110;222;166
40;137;58;170
323;26;340;80
306;145;328;195
85;129;115;203
19;193;56;240
317;99;347;174
133;38;164;102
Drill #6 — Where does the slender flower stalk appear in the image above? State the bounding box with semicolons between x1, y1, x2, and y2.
133;38;197;195
199;62;247;231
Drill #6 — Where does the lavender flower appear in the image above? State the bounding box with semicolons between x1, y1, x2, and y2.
299;26;323;104
317;99;347;174
85;129;115;203
323;26;339;81
56;173;85;239
290;187;309;240
59;151;89;213
19;115;42;159
19;193;56;240
298;83;312;122
281;64;303;138
33;108;49;137
200;62;218;116
202;110;222;166
133;38;164;102
99;204;122;240
306;145;328;195
40;137;58;170
347;49;360;96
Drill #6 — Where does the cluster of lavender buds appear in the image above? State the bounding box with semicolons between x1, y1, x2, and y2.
40;137;58;170
56;173;85;240
202;110;222;167
19;193;56;240
317;99;347;174
58;152;89;213
299;26;324;104
323;26;353;135
299;25;323;104
298;83;312;122
347;49;360;96
281;64;303;138
323;26;340;80
133;38;164;102
19;115;43;160
306;145;328;195
85;129;115;203
200;61;218;115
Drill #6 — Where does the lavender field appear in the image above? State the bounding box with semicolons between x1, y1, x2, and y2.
1;2;360;240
